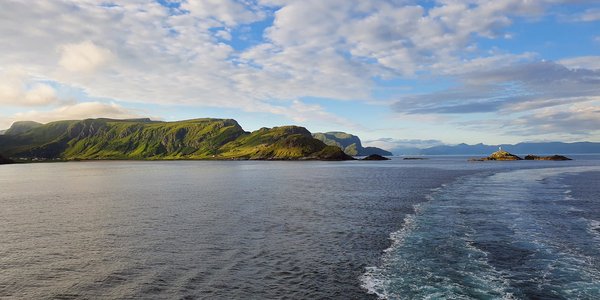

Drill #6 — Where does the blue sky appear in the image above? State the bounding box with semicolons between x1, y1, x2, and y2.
0;1;599;150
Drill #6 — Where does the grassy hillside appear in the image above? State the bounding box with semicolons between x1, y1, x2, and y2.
4;121;43;135
312;132;392;156
0;118;352;161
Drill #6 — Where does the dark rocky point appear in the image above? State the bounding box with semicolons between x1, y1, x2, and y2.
0;154;14;164
524;154;572;161
362;154;390;161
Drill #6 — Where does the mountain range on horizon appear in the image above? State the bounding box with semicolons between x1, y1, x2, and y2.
1;119;598;158
392;142;600;156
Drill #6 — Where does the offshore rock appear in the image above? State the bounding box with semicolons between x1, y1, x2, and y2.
362;154;390;161
524;154;572;161
470;149;522;161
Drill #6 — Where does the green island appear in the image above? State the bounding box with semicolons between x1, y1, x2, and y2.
0;118;364;161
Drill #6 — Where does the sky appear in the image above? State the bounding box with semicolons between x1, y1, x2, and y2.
0;0;599;150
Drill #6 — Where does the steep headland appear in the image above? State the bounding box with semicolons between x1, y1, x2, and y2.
312;131;392;156
0;118;353;161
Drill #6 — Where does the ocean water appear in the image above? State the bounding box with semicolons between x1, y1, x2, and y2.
362;157;600;299
0;156;599;299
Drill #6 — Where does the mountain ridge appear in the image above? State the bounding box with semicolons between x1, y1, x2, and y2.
312;131;392;156
417;142;600;155
0;118;353;161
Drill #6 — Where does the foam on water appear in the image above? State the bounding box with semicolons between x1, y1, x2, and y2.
362;166;600;299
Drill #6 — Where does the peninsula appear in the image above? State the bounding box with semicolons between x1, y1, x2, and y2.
312;132;392;156
0;118;355;161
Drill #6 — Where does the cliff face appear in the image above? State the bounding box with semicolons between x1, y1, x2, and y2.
0;118;352;161
312;132;392;156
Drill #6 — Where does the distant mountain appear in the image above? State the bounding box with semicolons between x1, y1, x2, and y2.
4;121;42;135
312;132;393;156
0;118;352;161
419;142;600;155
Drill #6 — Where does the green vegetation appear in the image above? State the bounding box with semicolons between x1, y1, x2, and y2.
0;118;353;161
4;121;42;135
312;131;392;156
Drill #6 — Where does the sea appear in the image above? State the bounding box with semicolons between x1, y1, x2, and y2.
0;156;599;299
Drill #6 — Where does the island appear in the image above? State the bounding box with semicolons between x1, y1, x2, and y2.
362;154;390;161
524;155;572;161
470;148;522;161
0;118;355;161
470;148;572;161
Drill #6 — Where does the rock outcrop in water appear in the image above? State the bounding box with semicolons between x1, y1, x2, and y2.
470;149;522;161
471;149;573;161
362;154;390;161
0;118;354;161
524;155;572;161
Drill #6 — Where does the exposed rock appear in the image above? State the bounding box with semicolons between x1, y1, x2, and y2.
362;154;390;161
312;146;356;161
524;154;572;161
403;157;428;160
0;154;14;164
470;149;522;161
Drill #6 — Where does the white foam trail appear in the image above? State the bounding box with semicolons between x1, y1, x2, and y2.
361;165;600;299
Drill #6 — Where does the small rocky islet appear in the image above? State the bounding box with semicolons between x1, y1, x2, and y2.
470;148;572;161
361;154;390;161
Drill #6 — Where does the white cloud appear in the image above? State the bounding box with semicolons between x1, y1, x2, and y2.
494;100;600;139
559;56;600;70
575;8;600;22
0;0;594;137
182;0;266;26
2;102;143;129
0;69;60;106
59;40;114;73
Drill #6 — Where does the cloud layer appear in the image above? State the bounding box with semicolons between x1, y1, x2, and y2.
0;0;598;142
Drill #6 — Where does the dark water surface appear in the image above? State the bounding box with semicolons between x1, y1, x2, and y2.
1;157;599;299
